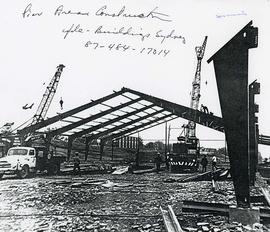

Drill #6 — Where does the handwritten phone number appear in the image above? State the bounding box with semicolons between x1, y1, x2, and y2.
84;41;170;57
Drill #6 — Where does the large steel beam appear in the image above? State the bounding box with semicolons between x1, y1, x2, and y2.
70;104;156;139
47;97;142;137
103;114;174;141
85;137;91;161
18;88;127;135
249;81;260;186
67;136;74;161
259;135;270;146
122;87;224;132
117;116;178;139
72;110;166;139
207;21;258;207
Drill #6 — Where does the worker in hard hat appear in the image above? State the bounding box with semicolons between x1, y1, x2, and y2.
212;155;217;171
155;152;162;173
201;155;208;173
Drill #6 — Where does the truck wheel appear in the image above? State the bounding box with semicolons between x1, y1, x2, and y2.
30;170;37;178
18;165;29;179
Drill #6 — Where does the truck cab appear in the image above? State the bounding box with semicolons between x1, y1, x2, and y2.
0;146;65;179
0;147;36;179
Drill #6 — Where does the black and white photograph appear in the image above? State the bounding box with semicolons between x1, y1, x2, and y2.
1;0;270;231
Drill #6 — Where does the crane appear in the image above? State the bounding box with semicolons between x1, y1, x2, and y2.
0;65;65;147
169;37;207;173
31;64;65;125
185;36;207;139
20;64;65;144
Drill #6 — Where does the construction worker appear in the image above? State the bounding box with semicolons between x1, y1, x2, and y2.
73;152;81;176
200;104;210;114
212;155;217;171
48;150;53;160
165;152;170;170
155;152;162;173
200;155;208;172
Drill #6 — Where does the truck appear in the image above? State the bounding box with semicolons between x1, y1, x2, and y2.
0;146;66;179
168;136;199;173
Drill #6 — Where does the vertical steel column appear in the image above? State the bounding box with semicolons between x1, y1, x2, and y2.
255;124;259;169
111;139;114;161
208;21;258;207
165;122;168;155
85;137;90;161
67;136;73;161
99;139;104;161
249;81;260;185
135;138;140;167
45;136;52;158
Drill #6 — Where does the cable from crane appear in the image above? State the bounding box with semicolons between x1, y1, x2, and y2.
31;64;65;125
10;117;34;133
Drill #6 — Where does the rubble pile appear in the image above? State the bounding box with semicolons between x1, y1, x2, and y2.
0;173;270;231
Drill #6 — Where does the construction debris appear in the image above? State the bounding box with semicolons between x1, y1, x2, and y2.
112;166;129;175
179;169;229;182
0;171;270;231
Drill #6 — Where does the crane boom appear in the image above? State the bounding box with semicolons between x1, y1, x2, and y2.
186;36;207;138
31;64;65;125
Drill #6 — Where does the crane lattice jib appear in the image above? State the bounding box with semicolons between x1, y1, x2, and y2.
187;36;207;138
32;64;65;125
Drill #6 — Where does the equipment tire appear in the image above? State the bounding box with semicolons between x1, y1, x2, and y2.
18;165;29;179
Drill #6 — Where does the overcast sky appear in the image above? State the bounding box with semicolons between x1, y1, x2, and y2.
1;0;270;156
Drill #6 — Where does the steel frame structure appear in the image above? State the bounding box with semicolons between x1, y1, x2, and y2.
18;86;226;160
208;21;258;207
16;20;270;213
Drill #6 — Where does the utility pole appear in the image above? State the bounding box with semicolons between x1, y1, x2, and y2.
165;122;168;155
168;125;171;153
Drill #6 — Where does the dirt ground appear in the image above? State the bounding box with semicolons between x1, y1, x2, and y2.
0;172;269;232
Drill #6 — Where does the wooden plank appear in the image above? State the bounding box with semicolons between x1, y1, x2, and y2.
133;168;156;174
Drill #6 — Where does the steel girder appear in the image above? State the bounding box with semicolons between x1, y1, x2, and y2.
18;87;227;143
207;21;258;207
111;115;178;141
82;113;174;143
103;114;176;142
249;81;260;186
122;87;224;132
70;108;166;140
259;135;270;146
46;97;143;138
18;88;127;136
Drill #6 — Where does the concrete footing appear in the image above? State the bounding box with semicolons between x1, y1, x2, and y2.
229;206;260;226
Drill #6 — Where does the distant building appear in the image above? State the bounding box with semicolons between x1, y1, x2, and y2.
114;136;139;149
